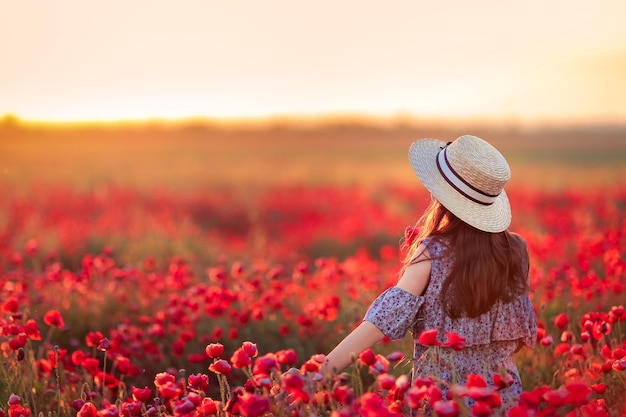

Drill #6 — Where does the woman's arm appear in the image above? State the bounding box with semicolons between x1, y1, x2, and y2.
323;244;432;374
323;320;385;374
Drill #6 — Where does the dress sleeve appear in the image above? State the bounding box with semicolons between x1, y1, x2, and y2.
364;286;425;340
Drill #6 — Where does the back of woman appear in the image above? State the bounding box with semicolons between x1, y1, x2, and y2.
325;135;538;415
411;232;537;409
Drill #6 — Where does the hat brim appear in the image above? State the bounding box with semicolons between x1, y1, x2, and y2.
408;138;511;233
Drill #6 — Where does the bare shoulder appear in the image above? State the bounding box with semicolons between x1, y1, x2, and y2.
411;242;432;263
396;243;432;296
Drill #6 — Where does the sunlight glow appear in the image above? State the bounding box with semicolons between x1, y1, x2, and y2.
1;1;625;125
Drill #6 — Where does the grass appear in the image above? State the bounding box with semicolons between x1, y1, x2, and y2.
1;120;625;192
1;120;625;415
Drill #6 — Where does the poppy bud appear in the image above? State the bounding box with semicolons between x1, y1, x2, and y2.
205;343;224;358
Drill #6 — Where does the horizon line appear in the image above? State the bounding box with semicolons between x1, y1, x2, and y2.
2;112;625;131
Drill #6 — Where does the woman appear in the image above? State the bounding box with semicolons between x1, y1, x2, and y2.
323;135;537;411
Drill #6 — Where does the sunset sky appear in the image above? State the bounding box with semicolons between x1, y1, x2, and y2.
1;1;625;125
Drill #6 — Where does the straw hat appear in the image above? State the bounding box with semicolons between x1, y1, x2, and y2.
408;135;511;233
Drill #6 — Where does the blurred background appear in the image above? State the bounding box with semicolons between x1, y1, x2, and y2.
1;0;625;193
1;5;625;409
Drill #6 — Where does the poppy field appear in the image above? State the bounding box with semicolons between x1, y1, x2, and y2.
0;122;625;416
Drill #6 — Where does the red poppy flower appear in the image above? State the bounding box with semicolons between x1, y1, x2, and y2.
157;381;181;400
407;385;429;409
554;313;569;330
48;348;67;364
432;400;459;417
94;372;120;389
565;381;592;405
187;353;206;364
85;331;105;347
591;383;606;394
470;402;493;417
8;334;27;351
23;320;42;340
359;348;376;366
237;392;270;417
592;321;611;340
252;354;279;376
120;402;142;417
132;386;152;402
570;344;585;356
197;398;219;415
154;372;176;387
404;226;419;247
210;326;223;340
418;329;440;347
231;348;251;369
609;305;624;323
395;374;410;394
540;335;553;347
601;360;613;373
553;343;571;357
283;372;304;391
276;349;298;366
81;358;100;375
301;358;321;373
427;385;443;410
242;341;258;357
97;338;111;351
8;394;21;406
76;402;97;417
611;347;625;360
2;297;19;314
205;343;224;359
278;324;291;336
613;358;626;371
371;354;390;375
174;399;195;415
95;405;118;417
71;350;86;366
357;392;388;416
493;373;514;389
542;388;570;408
519;385;551;407
70;399;85;411
443;332;466;351
466;374;487;388
43;310;65;329
376;373;396;390
209;359;232;375
8;404;31;417
188;373;209;391
38;358;53;375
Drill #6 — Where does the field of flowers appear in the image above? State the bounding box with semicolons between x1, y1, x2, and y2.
1;122;625;416
1;180;625;417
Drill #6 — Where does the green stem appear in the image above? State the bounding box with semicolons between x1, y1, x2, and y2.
54;346;61;417
217;374;226;404
222;375;231;403
102;352;108;408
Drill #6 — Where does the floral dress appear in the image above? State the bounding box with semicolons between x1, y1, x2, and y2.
364;237;537;411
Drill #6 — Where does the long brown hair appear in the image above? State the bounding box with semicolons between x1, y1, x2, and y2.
403;199;530;318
